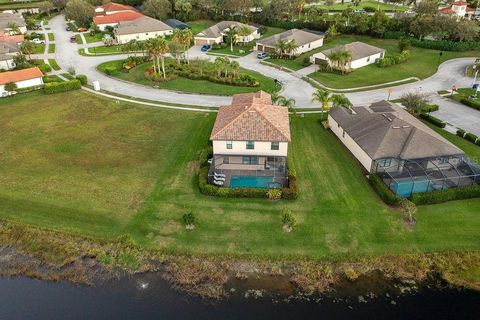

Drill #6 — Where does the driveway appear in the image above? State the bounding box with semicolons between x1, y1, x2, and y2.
430;95;480;136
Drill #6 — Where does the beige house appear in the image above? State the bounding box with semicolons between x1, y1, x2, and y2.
439;1;475;18
255;29;324;55
0;13;27;35
310;42;385;70
114;16;173;44
329;101;480;197
0;42;20;70
194;21;260;46
209;91;291;188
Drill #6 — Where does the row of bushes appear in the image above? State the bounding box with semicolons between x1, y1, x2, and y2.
377;50;410;68
383;33;480;52
460;98;480;111
419;113;446;128
368;174;402;206
457;129;480;145
411;184;480;205
44;79;82;94
421;104;439;113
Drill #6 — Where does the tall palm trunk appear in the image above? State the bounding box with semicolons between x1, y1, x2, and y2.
161;56;166;79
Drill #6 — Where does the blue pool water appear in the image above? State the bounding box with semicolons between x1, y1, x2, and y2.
230;176;279;189
391;179;435;197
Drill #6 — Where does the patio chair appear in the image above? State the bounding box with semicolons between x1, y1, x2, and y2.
213;179;224;186
213;175;225;181
214;172;226;178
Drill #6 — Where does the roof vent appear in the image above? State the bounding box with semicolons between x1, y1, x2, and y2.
402;125;410;128
382;113;393;122
392;126;401;129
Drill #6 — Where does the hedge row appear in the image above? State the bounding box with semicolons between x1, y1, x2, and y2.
383;33;480;51
421;104;439;113
457;129;480;146
44;79;81;94
419;113;446;128
368;174;402;206
411;184;480;205
75;74;88;85
460;98;480;111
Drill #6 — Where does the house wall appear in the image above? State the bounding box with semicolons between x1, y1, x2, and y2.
115;30;173;44
194;36;222;45
0;76;43;97
328;115;373;172
213;155;266;170
351;52;384;69
257;37;324;55
213;140;288;157
0;57;16;70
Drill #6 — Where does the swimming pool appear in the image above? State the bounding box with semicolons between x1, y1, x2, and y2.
391;179;437;197
229;176;281;189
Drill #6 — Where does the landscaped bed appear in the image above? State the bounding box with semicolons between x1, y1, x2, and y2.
0;91;479;263
97;58;280;95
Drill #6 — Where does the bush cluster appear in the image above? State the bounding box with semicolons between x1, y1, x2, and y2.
377;50;410;68
465;132;478;144
75;74;88;85
42;76;61;83
383;33;480;52
456;128;480;146
419;113;446;128
460;98;480;111
38;63;52;73
421;104;439;113
456;129;466;138
411;185;480;205
44;79;82;94
368;174;402;206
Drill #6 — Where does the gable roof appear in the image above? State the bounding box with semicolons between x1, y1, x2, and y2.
0;41;19;55
329;101;463;160
256;29;324;47
195;21;257;39
0;13;26;30
115;16;172;35
320;42;384;61
95;2;137;13
0;67;43;85
210;91;291;142
93;10;143;25
0;32;24;44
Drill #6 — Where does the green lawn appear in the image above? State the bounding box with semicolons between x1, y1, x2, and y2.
83;33;105;43
48;43;55;53
0;92;479;260
47;33;54;41
0;1;46;9
48;59;61;71
187;20;216;35
97;59;280;96
34;43;45;54
314;1;409;11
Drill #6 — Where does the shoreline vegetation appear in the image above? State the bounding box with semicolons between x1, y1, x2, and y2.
0;92;479;298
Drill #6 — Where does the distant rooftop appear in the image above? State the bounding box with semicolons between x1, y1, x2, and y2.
256;29;324;47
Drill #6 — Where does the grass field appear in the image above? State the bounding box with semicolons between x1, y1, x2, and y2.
48;33;54;41
0;0;46;9
48;59;61;70
187;20;216;35
97;59;280;96
34;43;45;54
0;92;479;260
48;43;55;53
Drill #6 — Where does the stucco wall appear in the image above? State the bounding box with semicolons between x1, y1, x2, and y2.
97;22;118;31
0;58;15;70
0;77;43;97
256;37;324;55
115;30;173;44
350;52;384;69
213;140;288;157
328;115;373;172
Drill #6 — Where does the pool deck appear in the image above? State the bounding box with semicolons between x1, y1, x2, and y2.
208;167;288;188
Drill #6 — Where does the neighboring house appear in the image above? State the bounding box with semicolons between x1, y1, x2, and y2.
93;11;144;31
255;29;324;55
329;100;480;197
310;41;385;70
0;67;44;97
0;32;24;44
114;16;173;44
439;1;475;18
94;2;138;16
209;91;291;189
194;21;260;45
0;41;20;70
164;19;190;30
0;13;27;35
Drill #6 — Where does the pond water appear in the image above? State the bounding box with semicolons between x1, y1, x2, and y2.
0;273;479;320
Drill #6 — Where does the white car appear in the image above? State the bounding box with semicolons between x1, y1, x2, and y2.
32;38;45;44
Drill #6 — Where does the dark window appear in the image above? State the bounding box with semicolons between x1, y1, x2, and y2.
271;142;279;150
226;141;232;149
379;159;392;167
246;141;255;149
342;130;345;138
242;156;258;165
223;156;229;164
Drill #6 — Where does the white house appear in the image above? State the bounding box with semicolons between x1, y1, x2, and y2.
0;42;20;70
209;91;291;188
310;41;385;70
93;11;144;31
439;1;475;18
194;21;260;45
0;67;44;97
114;16;173;44
255;29;324;55
94;2;138;16
0;13;27;35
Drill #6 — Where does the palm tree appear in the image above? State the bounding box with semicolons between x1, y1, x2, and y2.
214;58;224;77
230;60;240;78
328;50;352;74
279;97;296;108
20;41;36;60
285;40;299;59
146;37;169;78
331;94;352;109
271;93;283;105
224;26;237;52
311;89;352;113
7;22;20;35
236;25;252;45
172;28;183;63
180;29;193;63
275;39;288;59
221;56;230;77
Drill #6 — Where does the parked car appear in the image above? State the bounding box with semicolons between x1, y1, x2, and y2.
70;35;77;43
200;44;211;52
354;9;367;14
77;27;87;32
66;26;71;31
32;38;45;44
257;52;268;59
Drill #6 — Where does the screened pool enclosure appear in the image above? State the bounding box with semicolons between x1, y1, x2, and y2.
374;155;480;197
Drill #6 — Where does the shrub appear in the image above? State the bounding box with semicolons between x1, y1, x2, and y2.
363;6;376;12
302;56;311;67
182;212;195;226
104;67;116;75
377;57;395;68
419;113;446;128
42;76;61;83
460;98;480;111
378;51;409;68
369;174;402;206
75;74;87;85
464;132;478;143
421;104;439;113
44;79;81;94
398;37;411;52
411;185;480;205
456;129;466;138
267;189;282;200
38;63;52;73
281;209;296;227
281;175;298;200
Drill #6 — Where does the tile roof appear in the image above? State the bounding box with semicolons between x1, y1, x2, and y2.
96;2;137;14
93;11;143;25
256;29;324;47
319;41;385;61
210;91;291;142
0;41;19;55
329;101;463;160
115;16;172;35
0;13;26;29
0;67;43;85
195;21;257;39
0;32;24;44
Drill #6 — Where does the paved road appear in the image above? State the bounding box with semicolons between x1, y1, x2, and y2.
430;95;480;137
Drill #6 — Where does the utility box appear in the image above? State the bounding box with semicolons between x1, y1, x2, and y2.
93;81;100;91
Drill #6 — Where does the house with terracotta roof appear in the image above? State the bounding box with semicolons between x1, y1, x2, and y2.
94;2;138;16
329;100;480;197
439;1;475;18
209;91;291;188
0;67;44;97
93;10;144;31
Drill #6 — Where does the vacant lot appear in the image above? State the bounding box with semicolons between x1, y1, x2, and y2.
0;92;479;260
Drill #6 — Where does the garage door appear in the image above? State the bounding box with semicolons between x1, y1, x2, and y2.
256;44;263;51
195;38;209;45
